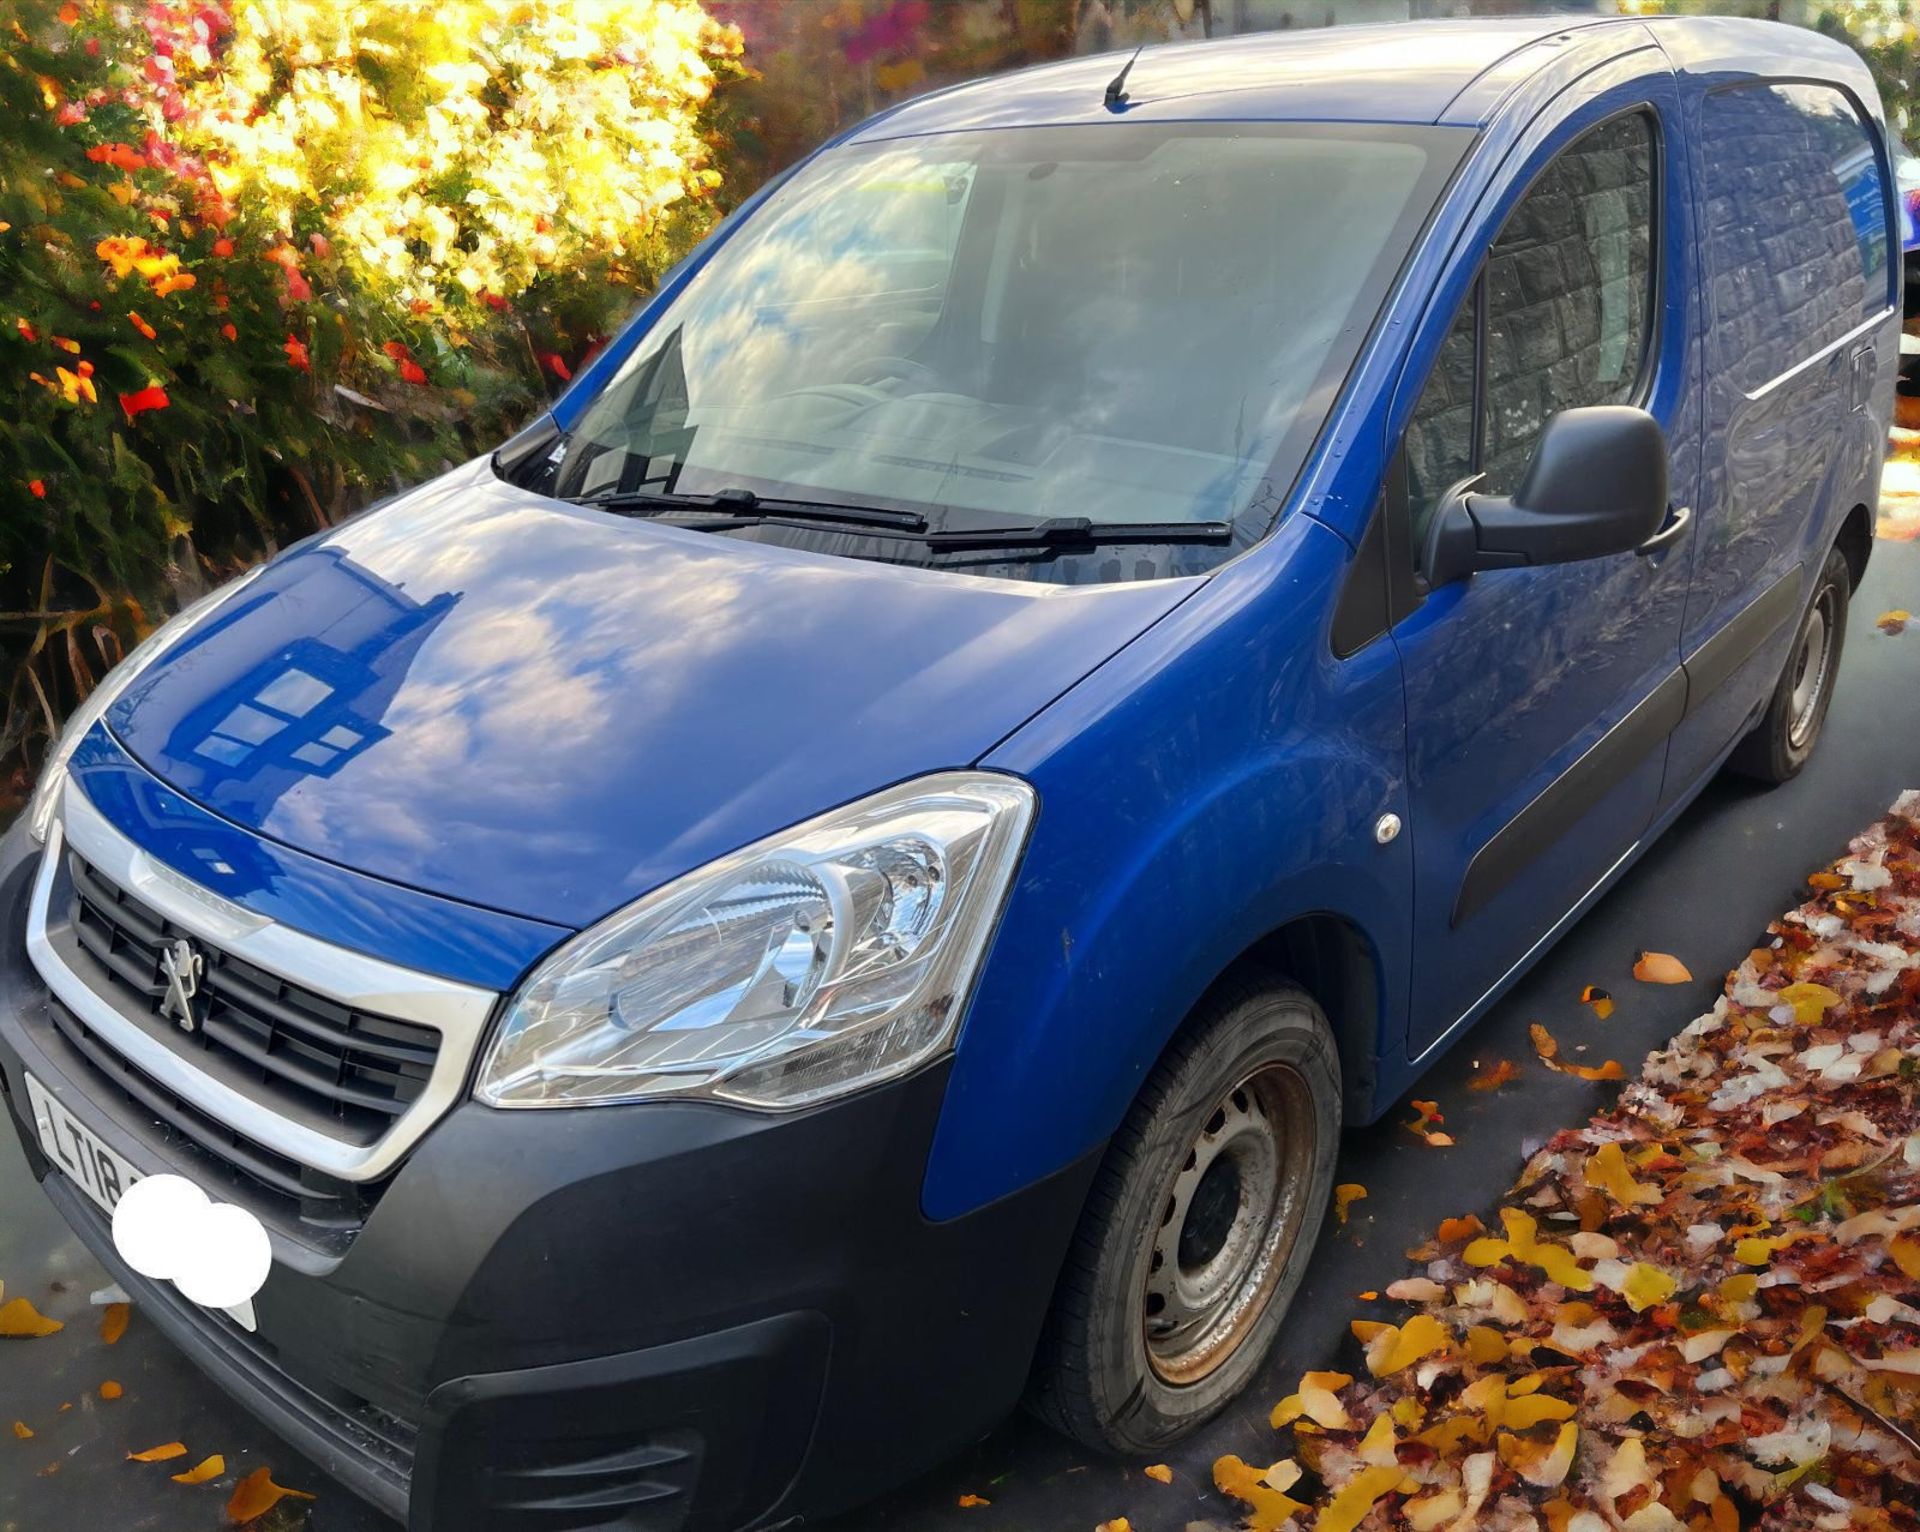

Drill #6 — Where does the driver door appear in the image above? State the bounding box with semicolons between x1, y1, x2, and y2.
1389;76;1697;1057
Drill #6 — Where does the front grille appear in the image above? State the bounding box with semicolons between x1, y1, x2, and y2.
46;996;375;1240
67;849;442;1143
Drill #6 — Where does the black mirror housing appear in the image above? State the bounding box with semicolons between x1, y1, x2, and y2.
1424;405;1670;586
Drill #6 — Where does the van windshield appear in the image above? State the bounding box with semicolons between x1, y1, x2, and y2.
548;122;1466;568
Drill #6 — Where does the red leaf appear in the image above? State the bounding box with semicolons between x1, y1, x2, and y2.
118;385;170;420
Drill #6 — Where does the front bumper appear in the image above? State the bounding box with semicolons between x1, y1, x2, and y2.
0;820;1097;1530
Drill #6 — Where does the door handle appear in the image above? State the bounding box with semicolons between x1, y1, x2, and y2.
1635;504;1691;556
1850;344;1877;412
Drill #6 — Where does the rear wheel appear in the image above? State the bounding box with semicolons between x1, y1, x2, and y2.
1726;545;1850;784
1028;975;1339;1454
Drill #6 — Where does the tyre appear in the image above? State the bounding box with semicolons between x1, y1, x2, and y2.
1028;974;1341;1454
1726;545;1850;784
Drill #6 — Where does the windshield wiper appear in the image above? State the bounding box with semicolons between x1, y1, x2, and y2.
923;516;1233;552
567;485;928;533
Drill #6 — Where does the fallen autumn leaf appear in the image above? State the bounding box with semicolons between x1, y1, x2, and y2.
225;1466;315;1524
1211;792;1920;1531
1631;949;1692;984
0;1297;63;1338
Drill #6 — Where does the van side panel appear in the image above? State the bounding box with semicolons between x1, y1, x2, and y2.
1656;27;1897;796
927;516;1410;1221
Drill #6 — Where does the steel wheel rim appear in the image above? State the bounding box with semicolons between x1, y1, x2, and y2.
1142;1063;1317;1386
1788;588;1836;750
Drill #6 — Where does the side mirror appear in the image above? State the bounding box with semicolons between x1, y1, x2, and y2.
1424;405;1673;587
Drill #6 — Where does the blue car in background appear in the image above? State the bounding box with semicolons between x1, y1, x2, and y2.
0;16;1898;1531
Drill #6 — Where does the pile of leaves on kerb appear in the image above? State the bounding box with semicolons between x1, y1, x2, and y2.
1216;793;1920;1532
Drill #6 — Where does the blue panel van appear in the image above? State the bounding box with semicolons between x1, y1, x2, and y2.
0;16;1898;1530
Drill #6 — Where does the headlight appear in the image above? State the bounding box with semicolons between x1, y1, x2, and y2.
475;772;1035;1110
27;566;267;844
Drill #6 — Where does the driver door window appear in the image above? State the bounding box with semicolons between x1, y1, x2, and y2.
1403;110;1656;569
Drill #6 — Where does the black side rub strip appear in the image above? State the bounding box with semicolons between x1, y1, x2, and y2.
1451;569;1801;926
1677;569;1802;718
1452;668;1686;927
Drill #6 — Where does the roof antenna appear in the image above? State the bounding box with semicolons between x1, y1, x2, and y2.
1103;44;1144;111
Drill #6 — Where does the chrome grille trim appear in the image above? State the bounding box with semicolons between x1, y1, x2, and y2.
26;780;500;1181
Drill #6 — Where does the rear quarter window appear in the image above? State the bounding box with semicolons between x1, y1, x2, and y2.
1699;81;1893;393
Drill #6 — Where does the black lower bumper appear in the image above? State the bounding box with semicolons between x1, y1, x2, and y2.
0;821;1099;1530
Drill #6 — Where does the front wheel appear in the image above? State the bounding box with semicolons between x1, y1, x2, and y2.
1726;545;1850;784
1028;975;1340;1455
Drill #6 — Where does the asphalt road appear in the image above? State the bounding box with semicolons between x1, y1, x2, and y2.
1;541;1915;1532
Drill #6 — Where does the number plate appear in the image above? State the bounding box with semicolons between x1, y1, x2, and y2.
24;1072;143;1218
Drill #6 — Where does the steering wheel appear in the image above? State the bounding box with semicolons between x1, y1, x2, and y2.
846;355;940;389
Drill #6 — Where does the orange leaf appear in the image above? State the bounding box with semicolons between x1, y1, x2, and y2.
1470;1058;1519;1091
1436;1213;1485;1244
172;1454;226;1485
128;1442;188;1463
1875;609;1910;635
956;1493;989;1508
1094;1521;1132;1532
12;1421;32;1439
1579;984;1614;1020
1334;1182;1368;1224
99;1381;123;1401
1530;1023;1623;1081
1405;1098;1454;1145
0;1298;63;1338
225;1467;315;1523
1144;1463;1173;1484
100;1302;129;1345
1631;950;1691;984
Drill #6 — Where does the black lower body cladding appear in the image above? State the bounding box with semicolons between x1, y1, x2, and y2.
0;820;1098;1530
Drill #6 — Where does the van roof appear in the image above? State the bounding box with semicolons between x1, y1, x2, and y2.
843;16;1865;140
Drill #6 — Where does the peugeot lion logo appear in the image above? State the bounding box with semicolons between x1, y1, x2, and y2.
159;937;206;1033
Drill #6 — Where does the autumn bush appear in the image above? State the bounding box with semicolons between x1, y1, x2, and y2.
0;0;742;797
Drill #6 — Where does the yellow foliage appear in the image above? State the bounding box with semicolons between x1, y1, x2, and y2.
161;1;744;312
1465;1208;1595;1292
1213;1453;1307;1532
1620;1262;1678;1313
1364;1312;1452;1376
1586;1142;1660;1207
1315;1465;1406;1532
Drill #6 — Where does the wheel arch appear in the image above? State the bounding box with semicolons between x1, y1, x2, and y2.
1203;911;1388;1123
1834;501;1873;590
